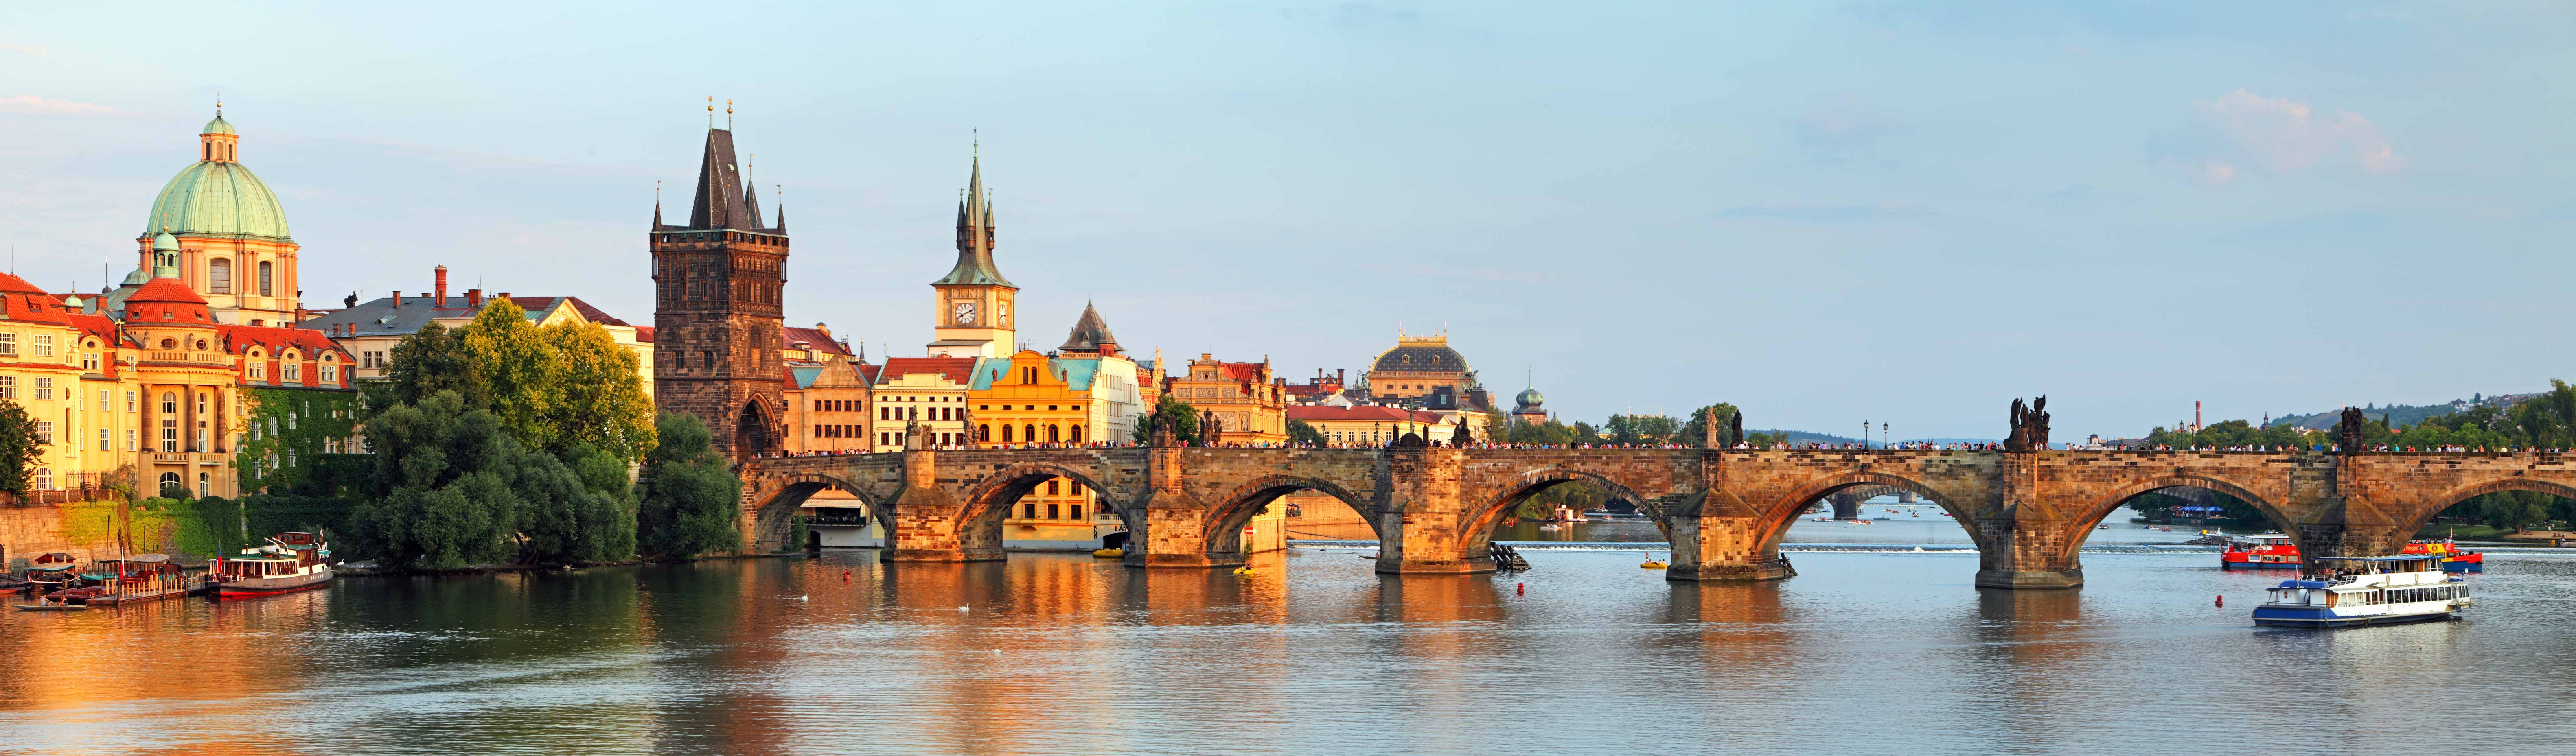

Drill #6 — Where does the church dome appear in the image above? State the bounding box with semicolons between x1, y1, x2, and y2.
147;161;289;240
201;113;236;136
1515;388;1544;409
1371;341;1467;374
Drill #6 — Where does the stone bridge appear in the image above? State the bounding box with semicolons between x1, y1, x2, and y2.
740;442;2576;588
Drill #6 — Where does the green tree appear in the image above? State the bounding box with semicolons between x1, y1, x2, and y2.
1287;420;1326;447
345;391;526;568
636;412;743;558
372;301;657;464
1605;414;1679;445
1130;394;1200;443
0;400;40;496
516;444;640;563
540;319;658;462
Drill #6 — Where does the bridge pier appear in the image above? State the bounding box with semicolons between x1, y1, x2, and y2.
1377;446;1489;575
1829;494;1860;520
884;446;1001;563
1665;514;1792;582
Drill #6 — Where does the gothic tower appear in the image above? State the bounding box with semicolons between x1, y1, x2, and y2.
926;154;1018;358
652;122;788;461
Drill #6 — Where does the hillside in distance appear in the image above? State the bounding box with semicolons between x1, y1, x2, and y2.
2264;391;2537;430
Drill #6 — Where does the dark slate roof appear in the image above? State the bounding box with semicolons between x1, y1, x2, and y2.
933;156;1013;287
1371;343;1467;374
294;294;633;339
1059;302;1116;352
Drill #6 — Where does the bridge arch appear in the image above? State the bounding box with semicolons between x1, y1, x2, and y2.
2408;476;2576;537
2062;473;2295;561
1757;470;1985;554
954;461;1124;556
746;472;887;553
1202;475;1379;560
1456;466;1655;554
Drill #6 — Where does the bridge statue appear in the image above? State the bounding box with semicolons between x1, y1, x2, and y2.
1198;410;1222;446
2006;396;2050;451
1450;420;1474;447
1731;411;1745;447
2337;406;2367;452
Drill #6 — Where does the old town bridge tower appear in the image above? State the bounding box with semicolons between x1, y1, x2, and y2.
651;122;787;461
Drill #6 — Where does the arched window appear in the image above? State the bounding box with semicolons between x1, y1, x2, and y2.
1001;425;1013;443
258;261;274;296
977;424;990;442
160;338;177;349
160;392;177;414
1046;425;1060;443
1070;425;1084;443
158;472;180;494
208;258;232;294
195;393;208;415
1024;424;1037;443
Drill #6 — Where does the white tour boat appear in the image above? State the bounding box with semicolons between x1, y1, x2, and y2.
2251;555;2471;628
212;532;334;599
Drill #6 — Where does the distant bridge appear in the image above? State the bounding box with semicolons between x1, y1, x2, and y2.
740;439;2576;589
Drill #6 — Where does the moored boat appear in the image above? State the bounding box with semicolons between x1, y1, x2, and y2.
2223;533;2484;573
2252;555;2472;628
212;533;333;598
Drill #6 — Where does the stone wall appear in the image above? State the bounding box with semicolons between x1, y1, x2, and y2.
0;506;110;569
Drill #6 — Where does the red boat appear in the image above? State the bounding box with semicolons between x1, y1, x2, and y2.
2222;533;2484;573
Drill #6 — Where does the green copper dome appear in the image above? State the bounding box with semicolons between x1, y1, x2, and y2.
145;160;289;240
202;114;235;135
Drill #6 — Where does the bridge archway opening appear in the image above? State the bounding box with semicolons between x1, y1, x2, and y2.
2061;475;2297;562
1203;476;1378;565
2413;477;2576;540
1756;473;1985;557
1458;469;1653;557
749;474;885;553
957;464;1121;557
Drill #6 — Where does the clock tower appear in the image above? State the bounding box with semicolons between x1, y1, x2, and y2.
927;154;1018;358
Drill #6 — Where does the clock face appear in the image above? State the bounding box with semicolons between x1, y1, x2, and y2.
998;303;1010;326
952;301;976;324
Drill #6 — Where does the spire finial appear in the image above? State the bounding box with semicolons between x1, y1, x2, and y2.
215;92;222;116
707;96;713;127
726;99;733;129
973;128;979;157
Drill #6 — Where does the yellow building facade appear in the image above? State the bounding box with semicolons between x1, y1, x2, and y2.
1162;354;1288;445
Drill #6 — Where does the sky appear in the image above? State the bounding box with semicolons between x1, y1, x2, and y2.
3;2;2573;441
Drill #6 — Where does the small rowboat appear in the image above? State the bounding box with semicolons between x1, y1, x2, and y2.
13;598;86;611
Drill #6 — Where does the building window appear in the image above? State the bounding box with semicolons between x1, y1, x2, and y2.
124;429;135;451
160;393;176;414
209;258;232;294
283;363;300;382
32;377;50;401
978;424;990;442
33;421;50;445
98;428;108;451
33;467;51;491
32;334;52;358
198;472;211;498
1001;425;1013;443
249;361;264;379
81;353;97;371
1023;424;1036;443
0;376;15;400
258;261;274;296
196;393;207;416
363;351;386;369
125;391;136;412
0;333;15;356
160;422;176;452
1071;425;1084;443
322;365;336;382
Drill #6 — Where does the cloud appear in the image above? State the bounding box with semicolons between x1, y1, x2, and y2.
0;42;43;57
0;95;114;115
2193;89;2401;175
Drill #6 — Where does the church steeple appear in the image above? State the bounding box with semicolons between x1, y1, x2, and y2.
935;153;1011;287
679;126;774;232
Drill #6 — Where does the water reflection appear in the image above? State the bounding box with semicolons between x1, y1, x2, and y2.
7;548;2576;754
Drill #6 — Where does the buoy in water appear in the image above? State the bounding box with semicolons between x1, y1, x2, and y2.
1516;583;1525;595
842;571;852;583
2215;594;2223;608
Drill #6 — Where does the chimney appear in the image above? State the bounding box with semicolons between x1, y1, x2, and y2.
466;288;481;307
813;322;831;338
2195;401;2202;431
392;291;403;307
495;292;510;304
433;265;449;306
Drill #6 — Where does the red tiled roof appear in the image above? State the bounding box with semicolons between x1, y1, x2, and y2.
219;324;351;358
878;356;977;386
1220;362;1264;381
633;326;655;343
1286;405;1443;423
781;326;851;356
127;276;208;305
0;293;70;326
0;271;46;296
858;363;882;384
65;313;120;345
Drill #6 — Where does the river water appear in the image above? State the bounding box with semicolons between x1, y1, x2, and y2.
7;507;2576;755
